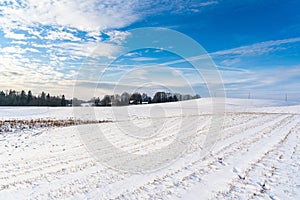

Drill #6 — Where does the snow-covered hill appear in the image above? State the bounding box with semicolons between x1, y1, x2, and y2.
0;98;299;199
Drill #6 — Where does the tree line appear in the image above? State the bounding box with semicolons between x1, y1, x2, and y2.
0;89;201;107
0;90;69;106
92;91;201;106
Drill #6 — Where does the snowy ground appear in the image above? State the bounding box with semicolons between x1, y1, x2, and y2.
0;98;299;199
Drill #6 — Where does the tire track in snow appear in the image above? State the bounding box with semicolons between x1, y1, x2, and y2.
105;115;294;199
182;115;300;199
0;113;297;199
215;117;300;199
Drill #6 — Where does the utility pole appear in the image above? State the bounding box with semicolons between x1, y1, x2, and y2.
285;93;288;102
248;92;251;99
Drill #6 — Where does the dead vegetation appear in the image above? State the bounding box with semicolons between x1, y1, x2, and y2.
0;119;112;133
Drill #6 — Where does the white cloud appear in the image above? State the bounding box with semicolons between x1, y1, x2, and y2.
45;30;81;41
0;46;40;54
1;46;26;54
222;68;296;98
219;58;241;66
24;48;40;53
159;37;300;66
0;0;230;98
86;31;102;41
0;0;140;33
131;57;158;61
11;40;28;45
212;37;300;57
52;41;121;59
0;51;77;97
3;30;27;40
0;0;220;36
199;1;219;7
106;30;131;45
147;0;219;14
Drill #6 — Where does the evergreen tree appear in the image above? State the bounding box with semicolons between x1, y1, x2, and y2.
20;90;27;106
27;90;33;104
0;91;5;105
0;89;68;106
61;95;67;106
46;93;51;106
40;92;46;106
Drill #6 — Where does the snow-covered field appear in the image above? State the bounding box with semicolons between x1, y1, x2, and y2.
0;98;299;199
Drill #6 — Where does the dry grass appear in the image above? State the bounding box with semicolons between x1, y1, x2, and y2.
0;119;112;133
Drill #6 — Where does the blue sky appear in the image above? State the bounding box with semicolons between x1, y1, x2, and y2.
0;0;299;101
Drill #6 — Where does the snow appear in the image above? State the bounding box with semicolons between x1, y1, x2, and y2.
0;98;299;199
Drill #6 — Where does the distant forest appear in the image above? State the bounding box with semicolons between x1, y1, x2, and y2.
92;91;201;106
0;90;69;106
0;89;201;107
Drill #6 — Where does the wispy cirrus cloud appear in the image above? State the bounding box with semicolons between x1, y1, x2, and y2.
212;37;300;57
139;0;219;14
131;57;159;62
147;37;300;100
159;37;300;66
199;1;219;7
